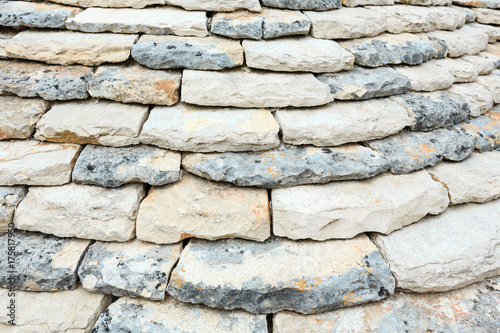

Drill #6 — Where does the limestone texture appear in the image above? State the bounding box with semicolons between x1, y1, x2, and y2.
263;8;312;39
72;144;181;188
368;5;434;34
262;0;341;10
393;62;454;91
448;82;494;117
49;0;164;8
0;187;26;233
136;173;270;244
469;22;500;43
182;144;390;188
453;0;500;8
0;30;15;59
474;8;500;25
343;0;394;5
14;183;146;242
431;57;479;83
426;29;487;58
462;54;495;75
397;0;451;4
78;239;182;300
211;11;264;39
165;0;262;12
0;96;49;140
0;1;81;28
454;116;500;152
475;70;500;103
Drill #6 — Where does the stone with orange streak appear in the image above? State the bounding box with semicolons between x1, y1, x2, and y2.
0;1;81;28
454;115;500;151
453;0;500;8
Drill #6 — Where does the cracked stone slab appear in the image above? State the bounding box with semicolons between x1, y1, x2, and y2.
448;82;494;117
49;0;164;8
0;96;49;140
453;0;500;8
425;29;487;58
474;8;500;24
475;70;500;103
14;183;146;242
0;1;81;28
373;199;500;293
167;234;395;314
261;0;342;10
454;116;500;152
275;98;412;146
0;187;26;233
0;231;91;291
462;54;495;75
393;61;454;91
165;0;262;11
72;144;181;188
182;144;390;188
78;239;182;300
91;297;267;333
273;170;448;240
0;60;91;100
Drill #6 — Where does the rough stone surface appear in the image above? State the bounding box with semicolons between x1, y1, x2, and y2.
263;8;312;39
316;66;411;100
461;54;495;75
0;60;91;100
368;5;433;34
397;0;451;4
88;64;181;105
475;70;500;103
474;8;500;25
50;0;164;8
78;239;182;300
66;7;208;37
92;297;268;333
140;104;279;153
453;0;500;8
5;31;138;66
0;187;26;233
0;140;80;186
431;57;479;83
165;0;262;11
0;1;81;28
167;234;395;314
34;99;149;147
454;116;500;152
0;30;16;59
0;96;49;140
261;0;342;10
181;69;333;107
426;29;487;58
132;35;243;70
14;183;146;242
136;172;270;244
343;0;394;5
453;4;477;22
273;170;448;240
393;62;454;91
373;199;500;293
469;22;500;43
72;144;181;188
182;144;390;188
275;99;412;146
0;231;91;291
448;82;494;117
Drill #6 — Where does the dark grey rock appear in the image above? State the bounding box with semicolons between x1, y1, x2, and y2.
261;0;342;10
421;35;448;59
454;116;500;152
0;1;81;29
211;12;263;40
263;9;311;39
0;186;26;233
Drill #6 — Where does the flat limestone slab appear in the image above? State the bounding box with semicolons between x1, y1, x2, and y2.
136;173;270;244
454;115;500;152
275;98;412;146
182;144;390;188
343;0;394;5
14;183;146;242
165;0;262;11
0;96;49;140
447;82;494;117
0;231;91;291
431;57;479;83
393;62;454;92
462;54;495;75
78;239;182;300
0;1;81;28
262;0;341;10
273;170;448;240
167;235;395;314
425;29;488;58
50;0;164;8
140;104;280;152
0;140;80;186
0;30;16;59
0;187;26;233
474;8;500;24
469;22;500;43
72;144;181;188
262;8;311;39
453;0;500;8
373;199;500;293
475;70;500;103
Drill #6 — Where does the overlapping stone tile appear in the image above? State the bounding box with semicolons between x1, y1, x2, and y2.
14;183;146;242
425;28;488;58
454;115;500;151
78;239;182;300
448;82;494;116
453;0;500;8
397;0;451;4
0;30;16;59
0;1;81;29
263;8;311;39
431;57;479;83
0;96;49;140
462;54;495;74
165;0;262;11
50;0;164;8
367;5;434;34
373;199;500;293
182;144;390;188
273;170;448;240
261;0;341;10
452;4;477;22
393;62;454;91
136;172;270;244
0;187;26;233
72;145;181;188
473;8;500;25
469;22;500;43
343;0;394;5
430;6;467;30
479;42;500;68
475;70;500;103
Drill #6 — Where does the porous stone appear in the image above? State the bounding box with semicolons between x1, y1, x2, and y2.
263;8;311;39
0;1;81;28
0;140;80;186
14;183;146;242
72;145;181;188
140;104;279;153
454;116;500;152
367;5;433;34
211;11;264;39
0;96;49;140
275;99;412;146
316;66;411;100
425;29;487;58
49;0;164;8
261;0;342;10
136;172;270;244
273;170;448;240
0;30;16;59
393;62;454;91
167;235;395;314
0;60;91;100
448;82;494;117
34;99;149;147
78;239;182;300
474;8;500;24
373;199;500;293
132;35;243;70
181;69;333;107
453;0;500;8
88;64;181;105
475;70;500;103
0;187;26;233
0;231;91;291
66;7;208;37
469;22;500;43
182;144;390;188
91;297;267;333
165;0;262;11
5;31;138;66
462;54;495;75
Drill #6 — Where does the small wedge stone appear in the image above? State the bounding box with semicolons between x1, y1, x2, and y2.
0;96;49;140
447;82;494;117
393;62;454;91
475;70;500;103
462;54;495;75
431;57;479;83
49;0;164;8
454;116;500;151
165;0;262;12
0;187;26;233
261;0;341;10
0;1;81;28
474;8;500;24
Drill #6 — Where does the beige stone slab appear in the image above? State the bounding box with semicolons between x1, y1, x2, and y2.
475;70;500;103
447;82;494;116
431;57;479;83
462;54;495;75
165;0;262;11
393;62;454;91
0;96;49;140
474;8;500;25
367;5;434;34
0;30;17;59
49;0;164;8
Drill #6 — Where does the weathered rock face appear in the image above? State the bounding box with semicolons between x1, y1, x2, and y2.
5;31;138;66
343;0;394;5
136;173;270;244
474;8;500;25
0;96;49;140
34;99;149;147
426;29;487;58
398;0;451;4
66;7;208;37
275;99;412;146
182;144;390;188
475;70;500;103
368;5;434;34
72;144;181;188
50;0;164;8
431;57;479;83
92;297;268;333
132;35;243;70
447;82;494;117
0;30;15;59
140;104;280;153
273;170;448;240
469;22;500;43
262;0;342;10
14;183;146;242
263;8;312;39
454;116;500;152
453;0;500;8
393;62;454;91
166;0;262;11
88;64;181;105
0;140;80;186
0;187;26;233
316;66;411;100
373;199;500;293
462;54;495;75
167;235;395;314
0;60;91;100
181;69;333;108
78;239;182;300
0;231;90;291
0;1;81;28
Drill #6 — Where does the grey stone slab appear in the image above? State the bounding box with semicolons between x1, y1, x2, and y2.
0;1;81;28
263;8;311;39
0;186;26;233
261;0;342;10
454;116;500;152
211;11;263;40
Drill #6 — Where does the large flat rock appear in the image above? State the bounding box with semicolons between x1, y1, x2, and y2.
469;22;500;43
393;61;454;92
425;29;487;58
462;54;495;75
0;187;26;233
474;8;500;24
0;1;81;28
0;96;49;140
447;82;494;117
261;0;341;10
454;115;500;152
167;235;395;314
431;57;479;83
165;0;262;11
